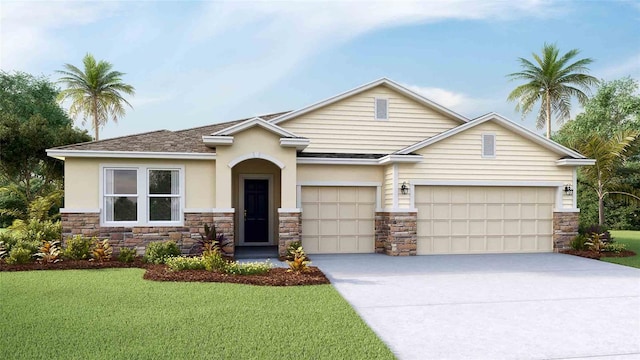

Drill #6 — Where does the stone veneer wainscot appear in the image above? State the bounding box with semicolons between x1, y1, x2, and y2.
553;211;579;251
278;211;302;257
375;211;417;256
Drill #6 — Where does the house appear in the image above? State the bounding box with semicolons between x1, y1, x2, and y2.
46;78;595;257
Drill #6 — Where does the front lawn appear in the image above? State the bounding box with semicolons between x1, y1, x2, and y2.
0;269;394;360
604;230;640;269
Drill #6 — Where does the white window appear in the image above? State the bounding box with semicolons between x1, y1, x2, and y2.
102;165;184;226
482;133;496;158
375;98;388;120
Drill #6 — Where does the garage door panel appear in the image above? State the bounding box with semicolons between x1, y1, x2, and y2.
302;186;375;254
417;186;554;255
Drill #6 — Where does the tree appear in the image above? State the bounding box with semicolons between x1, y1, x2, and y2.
0;71;91;224
507;43;598;138
57;53;135;140
567;130;640;226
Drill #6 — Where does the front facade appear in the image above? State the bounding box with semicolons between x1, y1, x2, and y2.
48;79;594;257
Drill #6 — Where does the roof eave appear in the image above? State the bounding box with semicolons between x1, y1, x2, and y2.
46;149;216;160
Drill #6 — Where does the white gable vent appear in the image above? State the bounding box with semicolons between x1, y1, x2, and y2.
482;133;496;158
375;98;388;120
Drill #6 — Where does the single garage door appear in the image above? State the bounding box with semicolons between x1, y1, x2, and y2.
416;186;554;254
301;186;376;254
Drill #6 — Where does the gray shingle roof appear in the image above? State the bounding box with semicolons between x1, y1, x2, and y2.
52;111;291;153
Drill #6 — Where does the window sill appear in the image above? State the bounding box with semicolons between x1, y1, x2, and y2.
100;221;185;228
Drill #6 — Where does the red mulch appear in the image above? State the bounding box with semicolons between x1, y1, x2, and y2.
143;265;330;286
0;259;330;286
561;249;637;260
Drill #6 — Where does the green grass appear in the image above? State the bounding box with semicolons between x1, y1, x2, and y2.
603;230;640;269
0;269;394;360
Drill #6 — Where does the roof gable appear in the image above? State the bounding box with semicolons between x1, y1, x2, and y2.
212;117;300;138
395;113;587;159
269;78;469;126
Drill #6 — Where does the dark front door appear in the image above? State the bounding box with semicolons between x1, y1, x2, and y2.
244;179;269;243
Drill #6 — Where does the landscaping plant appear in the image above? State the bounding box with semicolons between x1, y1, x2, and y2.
570;234;589;251
143;241;180;264
224;261;272;275
34;240;62;264
166;256;206;271
0;241;6;259
202;251;228;272
90;239;112;263
117;247;137;263
6;247;33;264
287;246;311;274
285;240;306;261
63;235;93;260
199;223;222;256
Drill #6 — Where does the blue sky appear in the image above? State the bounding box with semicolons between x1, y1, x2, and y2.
1;0;639;140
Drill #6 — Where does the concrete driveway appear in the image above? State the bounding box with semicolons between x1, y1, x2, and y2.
312;253;640;360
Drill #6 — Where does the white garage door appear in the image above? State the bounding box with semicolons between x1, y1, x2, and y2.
301;186;376;254
416;186;554;254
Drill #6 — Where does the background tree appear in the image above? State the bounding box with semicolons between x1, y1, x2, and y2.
0;71;91;226
507;43;598;138
57;53;135;140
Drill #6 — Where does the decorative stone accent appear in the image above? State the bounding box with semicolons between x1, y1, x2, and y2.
278;211;301;257
60;212;234;256
553;211;579;251
375;212;417;256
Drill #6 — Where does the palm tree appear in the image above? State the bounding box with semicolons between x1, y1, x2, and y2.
568;130;640;225
507;43;598;139
57;53;135;140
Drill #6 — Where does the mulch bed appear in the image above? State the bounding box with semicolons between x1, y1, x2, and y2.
0;259;330;286
561;249;637;260
143;265;330;286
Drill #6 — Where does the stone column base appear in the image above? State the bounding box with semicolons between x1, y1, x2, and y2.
212;211;235;257
278;209;302;257
375;211;417;256
553;211;579;251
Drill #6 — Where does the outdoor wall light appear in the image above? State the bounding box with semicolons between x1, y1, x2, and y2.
563;184;573;196
400;181;409;195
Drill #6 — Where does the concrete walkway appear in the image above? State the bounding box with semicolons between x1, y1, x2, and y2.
312;253;640;360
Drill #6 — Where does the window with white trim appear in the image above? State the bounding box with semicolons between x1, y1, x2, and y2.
102;166;183;225
482;133;496;158
375;98;388;120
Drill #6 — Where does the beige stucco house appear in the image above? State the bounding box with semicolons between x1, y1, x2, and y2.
47;78;594;257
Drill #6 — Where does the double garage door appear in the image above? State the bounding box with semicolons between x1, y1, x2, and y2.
301;186;376;254
300;185;554;255
416;186;554;254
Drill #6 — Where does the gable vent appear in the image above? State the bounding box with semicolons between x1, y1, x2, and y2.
482;134;496;157
375;98;388;120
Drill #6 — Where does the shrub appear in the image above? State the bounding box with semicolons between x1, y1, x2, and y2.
199;224;222;256
579;224;612;242
117;247;137;263
602;242;626;253
63;235;93;260
0;241;6;259
166;256;206;271
202;251;228;272
287;247;311;274
285;241;304;261
143;241;181;264
585;232;607;252
6;247;33;264
570;234;589;251
224;261;272;275
0;232;17;252
34;240;62;264
9;219;62;243
90;239;112;262
13;239;40;256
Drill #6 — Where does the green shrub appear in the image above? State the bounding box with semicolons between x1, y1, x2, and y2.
9;219;61;243
602;242;626;253
143;241;181;264
117;247;137;263
63;235;93;260
224;261;272;275
6;247;33;264
90;239;112;262
202;251;228;272
166;256;206;271
13;239;40;256
0;232;17;252
285;240;304;261
34;240;62;264
570;234;589;251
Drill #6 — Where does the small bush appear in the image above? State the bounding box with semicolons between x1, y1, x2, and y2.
602;242;626;253
63;235;93;260
224;261;272;275
13;239;40;256
0;241;7;259
117;247;137;263
166;256;206;271
202;251;228;272
199;224;222;256
0;232;17;252
34;240;62;264
285;241;304;261
579;224;612;242
585;232;607;252
90;239;112;262
287;247;311;274
570;234;589;251
9;219;61;243
6;247;33;264
143;241;181;264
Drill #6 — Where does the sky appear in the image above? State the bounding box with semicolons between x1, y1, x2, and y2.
1;0;639;140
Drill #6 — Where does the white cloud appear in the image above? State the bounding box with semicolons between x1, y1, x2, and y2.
0;1;119;70
596;53;640;81
403;84;499;117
